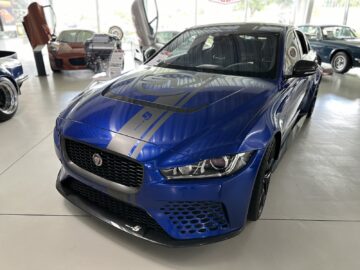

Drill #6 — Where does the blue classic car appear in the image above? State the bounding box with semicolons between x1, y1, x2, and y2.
0;51;27;122
54;23;322;246
298;25;360;73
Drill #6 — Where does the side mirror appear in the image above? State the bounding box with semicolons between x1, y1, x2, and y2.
291;60;317;77
144;47;157;61
50;34;57;42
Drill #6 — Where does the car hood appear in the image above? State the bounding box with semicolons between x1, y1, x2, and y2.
64;66;277;158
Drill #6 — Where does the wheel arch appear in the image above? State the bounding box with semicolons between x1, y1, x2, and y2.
0;74;20;94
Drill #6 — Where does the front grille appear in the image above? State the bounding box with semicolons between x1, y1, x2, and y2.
65;178;163;232
64;139;144;188
161;201;229;236
69;57;86;66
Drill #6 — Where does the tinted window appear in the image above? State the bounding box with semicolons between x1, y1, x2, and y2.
57;30;94;43
156;31;178;44
144;0;158;36
147;27;279;79
298;26;321;40
321;26;356;40
77;31;94;42
58;31;77;43
296;30;309;55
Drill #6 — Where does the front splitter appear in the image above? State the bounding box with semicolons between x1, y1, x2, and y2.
56;170;242;247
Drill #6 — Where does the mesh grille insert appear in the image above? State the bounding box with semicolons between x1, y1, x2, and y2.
161;201;229;236
65;178;163;232
65;139;144;188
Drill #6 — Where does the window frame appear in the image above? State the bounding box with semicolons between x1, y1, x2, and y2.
284;29;302;76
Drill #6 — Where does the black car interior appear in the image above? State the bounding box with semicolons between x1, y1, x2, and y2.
156;32;278;78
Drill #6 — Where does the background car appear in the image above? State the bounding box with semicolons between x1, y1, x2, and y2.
298;25;360;73
48;29;95;72
0;50;27;122
54;23;322;246
132;30;179;62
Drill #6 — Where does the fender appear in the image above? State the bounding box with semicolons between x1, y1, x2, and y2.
0;72;20;94
329;48;353;65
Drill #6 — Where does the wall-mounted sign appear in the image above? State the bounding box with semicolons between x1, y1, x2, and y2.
209;0;242;4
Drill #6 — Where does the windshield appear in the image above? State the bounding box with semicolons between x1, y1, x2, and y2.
321;26;356;40
156;31;179;44
146;27;279;79
57;30;94;43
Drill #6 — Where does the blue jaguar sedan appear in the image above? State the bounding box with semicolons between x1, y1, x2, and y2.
54;23;322;246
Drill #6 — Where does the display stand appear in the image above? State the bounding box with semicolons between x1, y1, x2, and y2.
33;45;47;76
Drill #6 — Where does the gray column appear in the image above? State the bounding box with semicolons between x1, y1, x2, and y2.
305;0;314;24
95;0;100;32
343;0;350;25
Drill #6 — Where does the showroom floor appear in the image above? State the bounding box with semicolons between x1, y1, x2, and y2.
0;38;360;270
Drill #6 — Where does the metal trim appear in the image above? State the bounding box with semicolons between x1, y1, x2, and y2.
56;172;242;247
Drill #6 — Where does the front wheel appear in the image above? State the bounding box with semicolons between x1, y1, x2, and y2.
247;139;276;221
331;52;351;74
0;77;19;122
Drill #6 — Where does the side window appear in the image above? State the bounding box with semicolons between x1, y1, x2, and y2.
299;26;321;41
144;0;158;36
284;31;301;76
295;30;309;55
202;35;214;50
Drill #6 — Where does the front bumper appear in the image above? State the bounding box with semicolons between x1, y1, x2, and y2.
54;120;264;246
49;52;87;71
57;168;243;247
354;58;360;66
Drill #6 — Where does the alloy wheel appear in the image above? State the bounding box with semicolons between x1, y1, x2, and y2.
334;55;346;72
0;82;18;115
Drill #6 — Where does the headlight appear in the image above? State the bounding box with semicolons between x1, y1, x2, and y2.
49;44;59;52
161;152;253;180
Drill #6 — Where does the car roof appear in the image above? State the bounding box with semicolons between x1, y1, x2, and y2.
188;23;291;33
59;29;95;34
298;25;350;28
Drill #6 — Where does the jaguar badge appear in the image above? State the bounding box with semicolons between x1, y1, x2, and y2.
92;153;103;167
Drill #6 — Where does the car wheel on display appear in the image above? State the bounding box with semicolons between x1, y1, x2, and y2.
108;26;124;41
247;139;276;221
0;77;18;123
331;52;351;74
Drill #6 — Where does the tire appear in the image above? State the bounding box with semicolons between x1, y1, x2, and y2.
108;25;124;40
51;65;60;73
0;77;18;123
331;52;351;74
247;139;276;221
